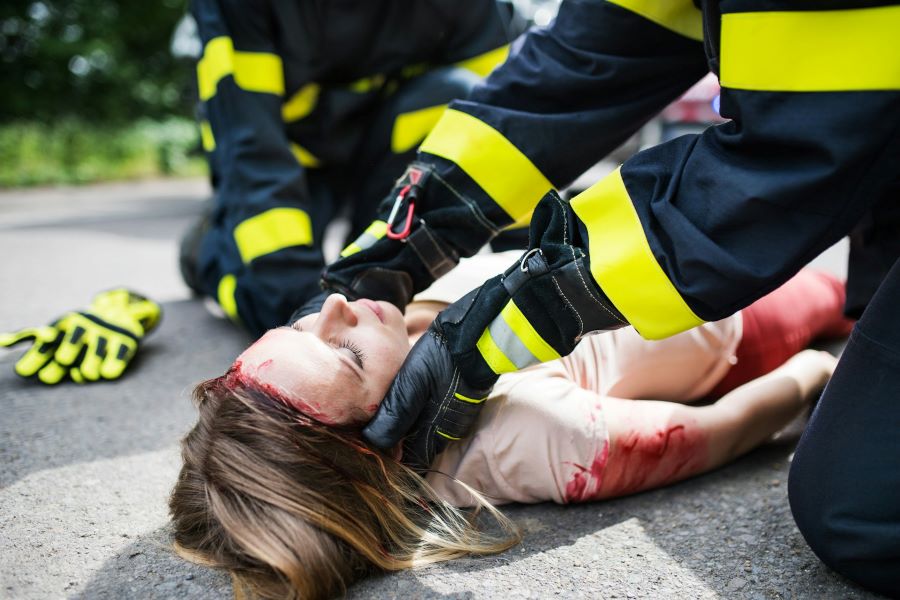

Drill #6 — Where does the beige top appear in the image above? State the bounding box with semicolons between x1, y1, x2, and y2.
415;252;742;506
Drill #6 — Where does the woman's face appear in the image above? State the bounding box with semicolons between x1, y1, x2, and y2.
234;294;410;425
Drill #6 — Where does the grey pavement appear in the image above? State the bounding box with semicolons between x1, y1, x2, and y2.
0;179;878;599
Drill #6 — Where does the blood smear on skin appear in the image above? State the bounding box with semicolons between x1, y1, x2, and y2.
599;424;707;498
564;440;610;503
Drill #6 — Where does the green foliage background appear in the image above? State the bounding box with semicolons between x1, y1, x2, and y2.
1;0;205;186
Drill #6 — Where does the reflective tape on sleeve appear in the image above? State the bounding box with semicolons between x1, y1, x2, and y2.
282;83;320;122
217;274;240;323
475;327;518;375
391;104;447;154
607;0;703;41
721;6;900;92
233;207;313;264
198;36;284;101
569;168;703;339
340;220;388;258
290;143;321;168
419;109;553;222
476;299;561;374
456;45;510;77
199;120;215;152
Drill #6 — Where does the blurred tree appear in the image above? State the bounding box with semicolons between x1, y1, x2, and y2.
1;0;194;123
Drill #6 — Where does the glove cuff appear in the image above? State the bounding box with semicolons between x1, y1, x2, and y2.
321;162;499;308
441;191;628;389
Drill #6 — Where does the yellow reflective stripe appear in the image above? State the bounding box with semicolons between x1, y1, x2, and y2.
508;210;532;230
233;208;313;264
456;44;510;77
282;83;320;122
217;274;239;322
721;6;900;92
199;120;215;152
391;104;447;154
476;327;518;375
436;430;461;441
419;109;553;221
340;220;388;258
454;392;486;404
198;37;232;100
500;301;560;363
197;36;284;101
348;73;386;93
233;51;283;95
607;0;703;41
570;168;702;339
363;219;388;238
290;143;321;168
401;63;428;79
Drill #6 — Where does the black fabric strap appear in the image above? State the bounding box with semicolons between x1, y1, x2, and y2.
406;219;459;280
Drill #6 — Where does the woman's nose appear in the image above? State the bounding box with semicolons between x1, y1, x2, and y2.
315;294;358;331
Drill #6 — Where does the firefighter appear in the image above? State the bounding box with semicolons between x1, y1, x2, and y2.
0;0;526;380
304;0;900;594
181;0;526;335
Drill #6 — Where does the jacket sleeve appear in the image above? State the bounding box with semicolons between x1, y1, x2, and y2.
192;0;320;333
413;0;711;233
567;1;900;339
322;0;710;306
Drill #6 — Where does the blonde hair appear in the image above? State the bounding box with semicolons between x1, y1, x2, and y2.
169;370;519;600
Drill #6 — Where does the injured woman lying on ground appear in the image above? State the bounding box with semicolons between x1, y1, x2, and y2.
169;251;853;600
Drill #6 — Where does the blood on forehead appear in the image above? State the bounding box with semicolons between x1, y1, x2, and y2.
225;360;341;426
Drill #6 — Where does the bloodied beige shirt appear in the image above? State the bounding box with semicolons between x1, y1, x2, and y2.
416;252;742;506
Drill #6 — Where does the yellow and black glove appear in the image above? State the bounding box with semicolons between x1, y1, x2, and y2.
0;289;162;384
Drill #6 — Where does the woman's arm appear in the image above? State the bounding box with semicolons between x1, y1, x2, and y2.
428;349;835;506
598;350;836;499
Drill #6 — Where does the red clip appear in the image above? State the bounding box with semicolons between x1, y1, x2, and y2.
386;185;415;240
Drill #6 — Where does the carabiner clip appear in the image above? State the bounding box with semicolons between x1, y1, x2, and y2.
386;184;416;240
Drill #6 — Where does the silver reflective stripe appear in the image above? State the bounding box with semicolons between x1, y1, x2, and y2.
486;314;540;370
353;231;380;252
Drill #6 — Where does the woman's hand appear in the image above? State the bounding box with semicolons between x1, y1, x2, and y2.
780;349;839;401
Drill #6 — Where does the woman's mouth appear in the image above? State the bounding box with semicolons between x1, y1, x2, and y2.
356;299;384;323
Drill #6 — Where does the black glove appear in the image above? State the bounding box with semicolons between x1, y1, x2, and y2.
363;191;628;469
363;302;495;472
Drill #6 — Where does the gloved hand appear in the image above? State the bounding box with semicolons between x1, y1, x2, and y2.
363;317;495;472
0;289;162;384
320;163;501;309
362;191;629;469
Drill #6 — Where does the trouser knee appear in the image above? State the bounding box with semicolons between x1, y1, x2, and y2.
789;448;900;598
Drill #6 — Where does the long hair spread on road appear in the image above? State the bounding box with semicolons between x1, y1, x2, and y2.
169;369;519;600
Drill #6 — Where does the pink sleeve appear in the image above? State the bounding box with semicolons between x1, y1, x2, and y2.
426;364;608;506
580;316;743;401
425;316;743;507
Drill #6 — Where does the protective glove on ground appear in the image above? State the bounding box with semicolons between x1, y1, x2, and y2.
0;289;162;384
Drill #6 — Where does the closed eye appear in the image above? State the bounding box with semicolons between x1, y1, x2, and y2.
337;338;366;369
281;325;364;381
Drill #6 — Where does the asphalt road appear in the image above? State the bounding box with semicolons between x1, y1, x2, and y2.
0;179;880;599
